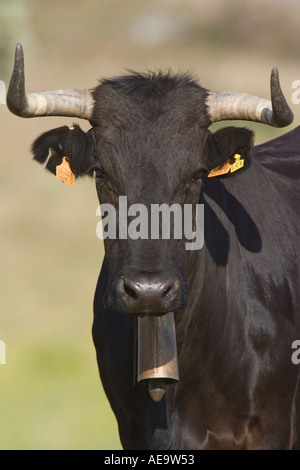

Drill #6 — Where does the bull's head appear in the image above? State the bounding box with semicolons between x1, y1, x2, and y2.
7;44;293;318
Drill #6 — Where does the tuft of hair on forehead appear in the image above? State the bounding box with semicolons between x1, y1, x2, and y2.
98;70;203;99
91;70;211;128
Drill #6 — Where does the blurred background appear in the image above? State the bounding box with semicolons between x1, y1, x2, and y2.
0;0;300;450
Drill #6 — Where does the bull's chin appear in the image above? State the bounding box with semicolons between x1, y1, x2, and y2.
135;310;171;318
104;294;186;317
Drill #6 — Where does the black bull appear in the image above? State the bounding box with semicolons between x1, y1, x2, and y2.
6;44;300;449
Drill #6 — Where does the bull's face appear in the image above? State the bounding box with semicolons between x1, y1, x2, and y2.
7;45;293;316
89;74;255;315
93;80;206;315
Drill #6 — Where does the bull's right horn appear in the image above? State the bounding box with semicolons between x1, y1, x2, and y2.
6;44;94;120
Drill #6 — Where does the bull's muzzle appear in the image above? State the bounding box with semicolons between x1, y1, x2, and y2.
137;311;179;401
113;269;186;316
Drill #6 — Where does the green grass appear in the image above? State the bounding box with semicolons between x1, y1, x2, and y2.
0;337;121;450
0;154;121;449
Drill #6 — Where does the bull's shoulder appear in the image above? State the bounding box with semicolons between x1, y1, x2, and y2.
253;126;300;180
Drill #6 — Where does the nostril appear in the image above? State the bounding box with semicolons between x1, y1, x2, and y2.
162;285;172;298
122;277;138;299
124;282;138;299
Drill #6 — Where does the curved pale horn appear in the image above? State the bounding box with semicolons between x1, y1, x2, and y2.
6;44;94;120
206;67;293;128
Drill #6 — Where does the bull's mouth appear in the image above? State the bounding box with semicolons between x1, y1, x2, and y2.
106;292;187;317
136;310;172;318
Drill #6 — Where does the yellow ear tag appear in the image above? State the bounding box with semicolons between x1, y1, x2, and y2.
207;159;231;177
208;154;245;177
230;154;244;173
56;157;75;186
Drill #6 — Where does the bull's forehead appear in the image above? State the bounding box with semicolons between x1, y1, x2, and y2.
91;71;210;144
92;74;209;125
95;114;206;202
92;75;209;199
92;73;210;201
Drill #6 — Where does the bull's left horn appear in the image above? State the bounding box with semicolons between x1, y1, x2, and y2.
206;67;294;128
6;44;94;120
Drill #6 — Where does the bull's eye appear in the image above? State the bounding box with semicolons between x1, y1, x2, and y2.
193;168;206;180
94;167;104;179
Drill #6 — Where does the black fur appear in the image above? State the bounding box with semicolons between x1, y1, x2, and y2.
91;71;211;130
31;124;95;178
204;126;254;171
98;70;202;98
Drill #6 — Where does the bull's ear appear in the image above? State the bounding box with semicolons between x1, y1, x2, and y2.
203;127;254;173
31;124;95;178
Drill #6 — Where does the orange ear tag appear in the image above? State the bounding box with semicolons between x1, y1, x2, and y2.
56;157;75;186
207;159;231;178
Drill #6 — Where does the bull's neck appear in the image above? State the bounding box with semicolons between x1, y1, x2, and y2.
174;183;234;348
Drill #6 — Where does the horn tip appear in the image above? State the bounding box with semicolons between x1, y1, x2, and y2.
15;43;24;58
271;67;280;85
270;66;294;127
6;43;27;117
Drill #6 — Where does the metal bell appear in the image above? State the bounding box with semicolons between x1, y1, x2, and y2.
137;311;179;401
